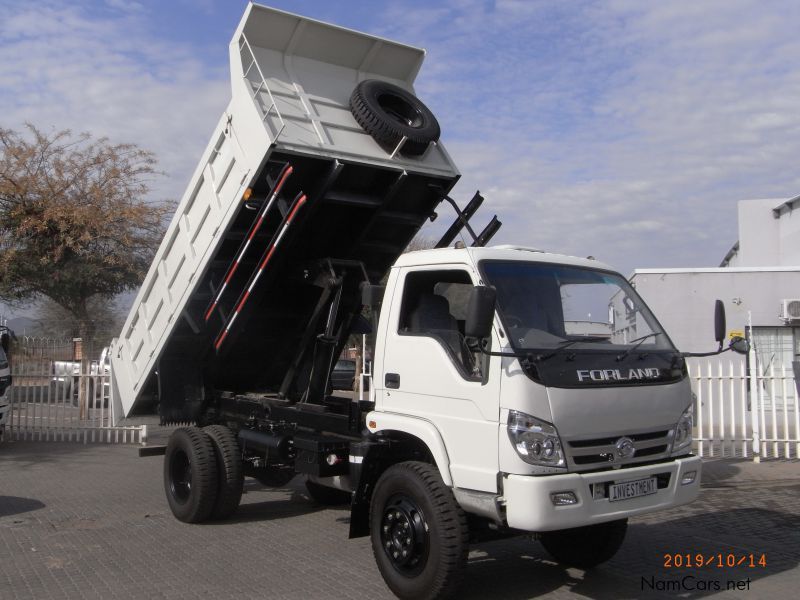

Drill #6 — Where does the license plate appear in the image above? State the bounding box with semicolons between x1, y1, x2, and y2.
608;477;657;502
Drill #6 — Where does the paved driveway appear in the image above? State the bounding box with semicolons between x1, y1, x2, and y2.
1;439;798;599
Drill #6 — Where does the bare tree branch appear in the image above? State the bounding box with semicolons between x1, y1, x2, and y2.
0;125;172;343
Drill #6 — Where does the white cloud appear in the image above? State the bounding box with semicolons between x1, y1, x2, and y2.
104;0;145;13
373;0;800;274
0;1;228;204
0;0;231;319
1;0;799;283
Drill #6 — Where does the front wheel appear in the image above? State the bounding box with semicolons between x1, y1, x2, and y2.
370;462;468;600
539;518;628;569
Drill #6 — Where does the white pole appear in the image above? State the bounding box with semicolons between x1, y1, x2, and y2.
359;333;366;402
747;311;760;463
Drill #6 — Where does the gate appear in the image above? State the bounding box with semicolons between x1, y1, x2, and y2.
2;336;145;444
690;357;799;460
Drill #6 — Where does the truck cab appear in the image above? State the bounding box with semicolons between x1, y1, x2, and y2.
368;246;700;533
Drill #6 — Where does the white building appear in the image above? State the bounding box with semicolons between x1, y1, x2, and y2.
630;197;800;403
720;196;800;268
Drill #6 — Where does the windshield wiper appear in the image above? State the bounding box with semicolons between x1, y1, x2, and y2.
536;337;609;361
615;332;661;362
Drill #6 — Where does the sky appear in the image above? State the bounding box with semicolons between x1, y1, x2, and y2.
2;0;800;320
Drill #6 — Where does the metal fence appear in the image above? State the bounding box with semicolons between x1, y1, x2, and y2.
690;358;799;461
2;337;145;444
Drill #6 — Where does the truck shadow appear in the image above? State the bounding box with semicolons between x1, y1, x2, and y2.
218;496;327;524
456;506;799;599
207;480;350;525
700;459;748;485
0;496;46;518
220;493;798;598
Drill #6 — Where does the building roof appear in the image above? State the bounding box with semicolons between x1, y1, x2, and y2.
719;241;740;267
633;266;800;275
772;193;800;219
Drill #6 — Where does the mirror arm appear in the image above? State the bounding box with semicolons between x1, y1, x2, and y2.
682;348;729;358
683;336;749;358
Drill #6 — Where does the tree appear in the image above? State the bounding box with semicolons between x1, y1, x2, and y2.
0;125;170;344
32;297;126;355
404;234;436;254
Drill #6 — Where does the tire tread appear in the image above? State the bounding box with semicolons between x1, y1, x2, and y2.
349;80;440;156
164;426;219;523
203;424;244;519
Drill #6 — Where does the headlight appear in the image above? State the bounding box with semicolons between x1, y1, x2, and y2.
507;410;565;468
672;406;693;454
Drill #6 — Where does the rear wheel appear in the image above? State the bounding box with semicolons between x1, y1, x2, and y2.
164;427;218;523
203;425;244;519
539;519;628;569
370;462;468;600
305;479;351;505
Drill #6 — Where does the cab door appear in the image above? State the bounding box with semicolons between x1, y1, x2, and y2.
379;265;501;492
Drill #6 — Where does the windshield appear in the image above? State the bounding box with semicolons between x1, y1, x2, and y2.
481;261;674;354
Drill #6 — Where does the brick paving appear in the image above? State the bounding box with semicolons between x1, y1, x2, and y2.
1;441;798;599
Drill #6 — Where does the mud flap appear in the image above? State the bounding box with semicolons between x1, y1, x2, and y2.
348;438;390;538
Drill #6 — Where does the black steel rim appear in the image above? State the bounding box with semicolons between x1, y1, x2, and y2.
377;93;424;129
169;448;192;503
379;494;429;576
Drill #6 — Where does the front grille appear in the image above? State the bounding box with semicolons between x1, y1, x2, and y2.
569;430;668;448
566;429;673;471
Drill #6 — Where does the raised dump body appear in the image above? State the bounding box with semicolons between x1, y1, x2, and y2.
111;3;460;421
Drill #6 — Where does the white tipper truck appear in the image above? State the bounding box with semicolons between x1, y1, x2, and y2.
112;4;744;599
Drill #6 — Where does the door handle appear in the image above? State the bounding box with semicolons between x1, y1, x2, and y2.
385;373;400;389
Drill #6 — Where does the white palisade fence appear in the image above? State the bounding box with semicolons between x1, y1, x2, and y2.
2;338;145;444
690;358;799;460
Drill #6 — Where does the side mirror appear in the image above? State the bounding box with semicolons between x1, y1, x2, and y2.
729;336;749;355
361;283;385;309
465;286;496;339
714;300;726;350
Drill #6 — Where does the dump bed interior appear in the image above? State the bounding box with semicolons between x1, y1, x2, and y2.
111;3;459;421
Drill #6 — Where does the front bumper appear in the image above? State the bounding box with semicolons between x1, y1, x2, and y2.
503;455;701;531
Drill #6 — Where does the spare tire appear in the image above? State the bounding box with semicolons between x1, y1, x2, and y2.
349;79;440;156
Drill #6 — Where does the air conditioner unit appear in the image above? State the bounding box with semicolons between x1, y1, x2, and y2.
780;299;800;321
